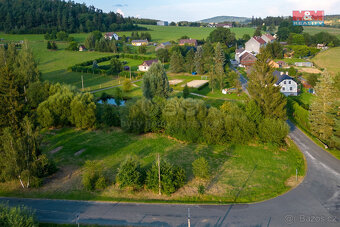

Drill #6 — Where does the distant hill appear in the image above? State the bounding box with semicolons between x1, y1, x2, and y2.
198;16;251;23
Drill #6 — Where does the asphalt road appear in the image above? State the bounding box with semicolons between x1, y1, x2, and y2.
1;123;339;226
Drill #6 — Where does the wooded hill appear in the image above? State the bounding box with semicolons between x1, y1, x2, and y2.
0;0;144;34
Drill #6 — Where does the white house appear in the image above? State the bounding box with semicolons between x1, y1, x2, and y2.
138;59;159;72
104;32;119;41
261;33;276;43
273;71;298;96
245;36;267;54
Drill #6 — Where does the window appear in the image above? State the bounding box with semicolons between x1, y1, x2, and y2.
290;87;293;91
284;81;286;84
289;81;291;84
282;87;285;91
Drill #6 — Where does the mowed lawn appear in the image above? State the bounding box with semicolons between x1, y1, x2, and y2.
117;25;256;43
313;47;340;75
0;128;305;204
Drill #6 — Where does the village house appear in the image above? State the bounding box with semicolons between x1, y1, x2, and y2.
273;71;298;96
132;40;149;46
240;52;257;67
155;41;172;51
78;45;86;52
104;32;119;41
245;36;267;54
138;59;159;72
261;33;276;43
179;39;197;47
317;43;328;50
216;23;233;28
157;21;169;26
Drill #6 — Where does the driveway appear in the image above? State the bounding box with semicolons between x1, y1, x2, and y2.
1;122;339;226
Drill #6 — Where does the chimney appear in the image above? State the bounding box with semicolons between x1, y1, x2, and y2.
286;71;289;75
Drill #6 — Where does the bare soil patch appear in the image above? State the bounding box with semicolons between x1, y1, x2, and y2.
49;146;63;154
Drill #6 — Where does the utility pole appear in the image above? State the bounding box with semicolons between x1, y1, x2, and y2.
158;153;161;195
81;75;84;91
187;208;191;227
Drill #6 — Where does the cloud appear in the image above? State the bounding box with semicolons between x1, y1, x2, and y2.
285;0;340;13
116;8;125;17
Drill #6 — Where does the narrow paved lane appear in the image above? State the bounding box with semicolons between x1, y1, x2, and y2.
1;123;339;226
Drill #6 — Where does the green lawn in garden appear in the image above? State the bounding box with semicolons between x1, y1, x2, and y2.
0;128;305;204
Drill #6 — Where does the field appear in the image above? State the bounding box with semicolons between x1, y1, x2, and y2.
116;25;256;43
303;26;340;39
0;128;305;204
313;47;340;75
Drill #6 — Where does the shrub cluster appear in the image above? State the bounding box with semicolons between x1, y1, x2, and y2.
287;99;310;130
0;204;37;227
82;161;107;191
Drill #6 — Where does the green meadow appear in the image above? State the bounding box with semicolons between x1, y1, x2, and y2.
313;46;340;75
0;128;305;204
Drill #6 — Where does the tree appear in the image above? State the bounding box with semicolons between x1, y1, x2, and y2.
247;51;287;120
258;118;289;145
51;42;58;50
82;161;106;191
156;48;169;63
142;62;170;99
207;27;236;46
110;58;123;74
194;46;204;74
277;27;290;41
170;51;184;73
116;157;143;189
288;67;297;77
85;33;96;49
122;79;132;92
70;93;96;129
203;42;214;72
242;34;251;41
192;157;210;179
47;41;51;49
183;84;190;98
185;48;195;73
310;72;337;145
264;41;283;59
138;45;147;54
213;42;226;91
253;26;262;36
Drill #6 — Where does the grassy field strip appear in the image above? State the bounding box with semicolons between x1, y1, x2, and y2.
313;47;340;75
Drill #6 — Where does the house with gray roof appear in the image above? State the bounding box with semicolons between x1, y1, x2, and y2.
273;71;298;96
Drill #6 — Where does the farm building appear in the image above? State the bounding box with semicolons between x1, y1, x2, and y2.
138;59;159;72
132;40;149;46
157;21;169;26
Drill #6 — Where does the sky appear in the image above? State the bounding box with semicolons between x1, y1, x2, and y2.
74;0;340;22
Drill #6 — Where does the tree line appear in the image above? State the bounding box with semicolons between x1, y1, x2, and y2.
0;0;144;34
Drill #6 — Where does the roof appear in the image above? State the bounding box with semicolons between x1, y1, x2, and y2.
273;71;295;85
179;39;197;45
105;32;117;36
142;59;158;66
132;40;148;43
277;61;286;64
79;45;86;48
253;36;266;45
240;52;256;61
263;33;275;41
161;41;171;46
236;48;245;54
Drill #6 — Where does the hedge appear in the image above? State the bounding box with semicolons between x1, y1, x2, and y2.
287;99;310;130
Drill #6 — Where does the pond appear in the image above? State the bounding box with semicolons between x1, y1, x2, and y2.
97;98;126;106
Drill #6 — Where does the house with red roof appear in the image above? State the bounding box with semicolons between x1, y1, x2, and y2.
261;33;276;43
240;52;257;67
245;36;267;54
179;39;197;47
138;59;159;72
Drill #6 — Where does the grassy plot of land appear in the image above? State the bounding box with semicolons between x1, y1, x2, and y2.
313;47;340;75
303;26;340;39
117;25;256;43
0;128;305;204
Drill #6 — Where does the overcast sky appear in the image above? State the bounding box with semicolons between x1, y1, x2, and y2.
74;0;340;22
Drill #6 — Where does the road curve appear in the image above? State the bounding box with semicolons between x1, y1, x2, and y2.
1;123;339;226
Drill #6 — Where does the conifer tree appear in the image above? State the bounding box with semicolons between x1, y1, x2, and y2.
194;46;204;74
247;51;286;120
185;48;195;73
143;62;170;99
310;72;338;145
213;42;226;90
170;51;184;73
203;42;214;72
47;41;51;49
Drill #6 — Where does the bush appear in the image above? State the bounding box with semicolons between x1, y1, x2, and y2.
0;204;38;227
198;184;205;194
192;157;210;179
116;157;143;189
122;79;132;92
146;160;186;195
82;161;107;191
259;118;289;145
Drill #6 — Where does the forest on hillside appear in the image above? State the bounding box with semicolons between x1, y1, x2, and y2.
0;0;145;34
